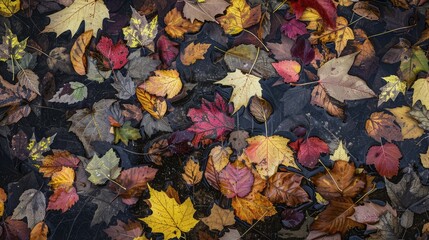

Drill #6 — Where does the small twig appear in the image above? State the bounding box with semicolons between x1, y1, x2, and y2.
290;81;319;87
368;24;417;39
318;159;343;193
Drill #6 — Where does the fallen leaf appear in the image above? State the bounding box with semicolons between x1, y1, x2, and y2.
267;36;294;61
91;188;126;227
205;158;221;190
318;52;376;102
165;185;181;204
290;137;329;168
113;121;142;145
399;47;429;87
164;8;203;38
368;211;402;239
126;51;160;79
157;35;179;66
183;0;230;23
387;106;424;140
264;172;310;206
122;7;158;48
47;186;79;213
229;130;249;152
142;113;172;137
30;221;48;240
378;75;406;106
416;28;429;45
187;93;234;146
216;70;262;113
217;0;261;35
11;130;29;160
290;0;337;28
280;18;307;40
17;69;40;95
140;185;199;239
420;147;429;168
12;189;46;229
112;72;135;100
352;29;376;67
182;159;203;186
365;112;403;142
349;201;395;224
138;69;182;99
220;229;241;240
0;0;20;17
299;7;324;31
249;96;273;122
219;162;254;198
209;146;232;172
245;135;297;178
96;36;129;70
49;166;75;190
136;88;167;119
391;0;409;8
122;104;143;122
412;77;429;109
409;104;429;131
366;143;402;178
0;27;27;62
352;1;380;20
104;220;144;240
39;150;79;177
42;0;109;37
49;82;88;104
180;42;211;66
201;204;235;231
0;188;6;217
70;30;93;75
86;149;122;185
1;217;30;240
334;17;354;55
330;141;349;162
232;193;277;224
27;133;56;162
272;60;301;83
311;85;345;119
312;161;366;199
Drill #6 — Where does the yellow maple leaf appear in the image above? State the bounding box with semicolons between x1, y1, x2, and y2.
139;70;182;99
314;17;354;55
231;193;276;224
378;75;406;106
135;88;167;119
182;159;203;185
412;77;429;109
0;0;20;17
180;42;211;66
244;135;297;178
122;7;158;48
388;106;424;140
164;8;202;39
330;141;349;162
215;70;262;114
140;185;199;239
42;0;109;37
49;167;75;190
217;0;261;35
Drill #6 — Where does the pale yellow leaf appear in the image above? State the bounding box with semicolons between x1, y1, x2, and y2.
388;106;424;140
331;141;349;162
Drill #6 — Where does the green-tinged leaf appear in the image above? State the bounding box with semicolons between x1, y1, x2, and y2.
114;121;142;145
0;27;27;62
399;47;429;87
49;82;88;104
27;133;56;161
122;7;158;48
86;149;122;185
378;75;406;106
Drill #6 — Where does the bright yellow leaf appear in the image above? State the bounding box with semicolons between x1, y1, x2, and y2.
140;185;199;239
139;70;182;99
412;77;429;109
331;141;349;162
42;0;109;37
0;0;20;17
378;75;406;106
231;193;276;223
388;106;424;140
182;159;203;185
334;17;354;55
209;146;232;172
49;167;75;190
244;135;297;178
30;221;49;240
217;0;261;35
135;88;167;119
215;69;262;114
0;27;27;62
300;8;323;31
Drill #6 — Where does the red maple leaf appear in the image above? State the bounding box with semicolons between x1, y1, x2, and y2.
187;93;235;147
290;137;329;168
96;36;129;70
289;0;337;28
366;143;402;178
47;187;79;213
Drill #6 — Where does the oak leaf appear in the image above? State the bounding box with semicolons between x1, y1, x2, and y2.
182;159;203;186
219;162;254;198
318;52;376;102
48;166;75;190
365;112;402;142
217;0;261;35
272;60;301;83
231;193;276;224
138;70;182;99
215;70;262;113
289;137;329;168
164;8;203;39
122;7;158;48
201;204;235;231
245;135;297;178
311;84;345;119
0;0;20;17
180;42;211;66
12;189;46;229
70;30;93;75
388;106;424;140
264;172;310;206
136;88;167;119
42;0;109;37
30;221;48;240
104;220;144;240
140;185;199;239
366;143;402;178
412;77;429;109
183;0;230;23
378;75;406;106
86;149;121;185
47;186;79;213
187;93;234;146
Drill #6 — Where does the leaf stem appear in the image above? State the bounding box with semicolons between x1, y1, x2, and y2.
318;159;343;193
273;0;287;13
249;47;260;75
367;24;417;39
240;209;270;239
243;29;269;52
290;81;319;87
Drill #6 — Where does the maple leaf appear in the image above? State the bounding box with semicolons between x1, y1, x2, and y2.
164;8;203;39
138;70;182;99
201;204;235;231
334;17;354;55
366;143;402;178
91;189;126;227
264;172;310;206
26;133;56;162
140;185;199;239
217;0;261;35
187;93;234;146
42;0;109;37
317;52;376;102
113;121;142;145
68;99;115;157
180;42;211;66
86;149;122;185
219;162;254;198
182;159;203;186
136;88;167;120
0;0;20;17
311;198;364;235
122;7;158;48
183;0;230;23
40;150;80;177
96;36;129;70
110;166;157;205
388;106;424;140
0;27;27;62
231;193;277;224
412;77;429;109
104;220;144;240
215;70;262;113
0;188;6;217
12;189;46;229
47;186;79;213
365;112;403;142
312;161;366;200
48;166;75;190
245;135;297;178
30;221;49;240
289;0;337;28
290;137;329;168
111;71;135;100
378;75;406;106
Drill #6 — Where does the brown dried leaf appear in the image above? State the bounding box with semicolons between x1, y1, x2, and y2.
30;221;48;240
231;193;276;224
229;130;249;152
352;2;380;20
264;172;310;206
201;204;235;231
365;112;403;142
182;159;203;185
164;8;202;38
311;85;345;119
249;96;273;122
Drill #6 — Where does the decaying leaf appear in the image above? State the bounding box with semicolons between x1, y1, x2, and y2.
311;85;345;119
70;30;93;75
264;172;310;206
249;96;273;122
421;147;429;168
0;0;20;17
352;2;380;21
122;7;158;48
40;150;80;177
12;189;46;229
0;188;6;217
48;166;75;190
273;60;301;83
27;133;56;162
201;204;235;231
47;186;79;213
85;149;121;185
365;112;403;142
412;77;429;109
183;0;230;23
91;188;126;227
378;75;406;106
289;137;329;168
398;47;429;88
104;220;144;240
17;69;40;95
387;106;424;140
0;27;27;62
49;82;88;104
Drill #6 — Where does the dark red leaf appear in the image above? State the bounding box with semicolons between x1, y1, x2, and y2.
291;137;329;168
366;143;402;178
157;35;179;67
289;0;337;28
291;37;315;65
281;209;305;228
280;19;307;40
